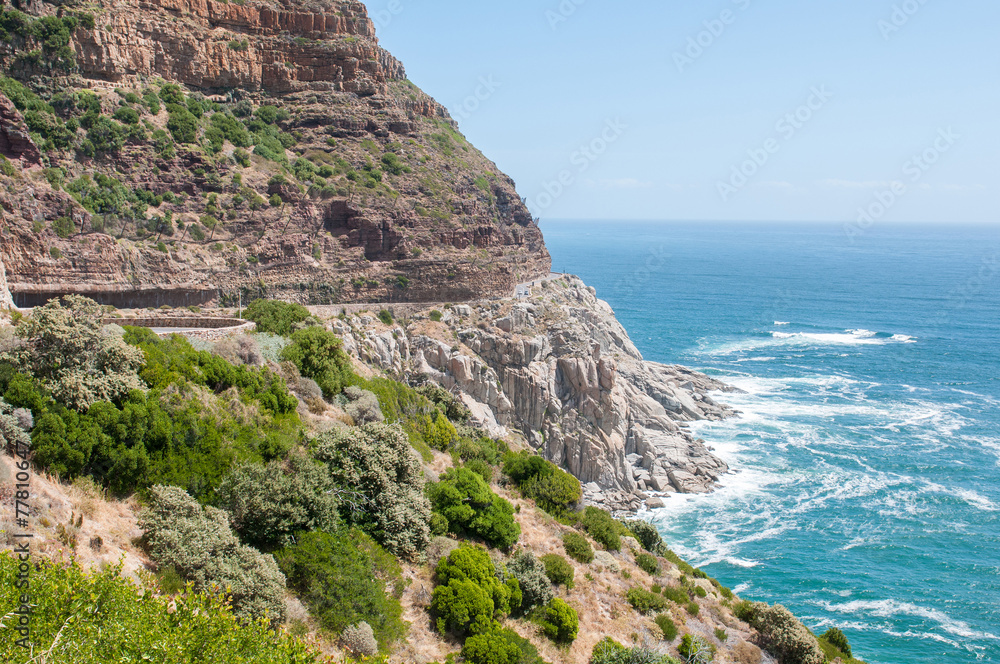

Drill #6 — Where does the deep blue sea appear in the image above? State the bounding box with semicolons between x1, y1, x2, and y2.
542;221;1000;664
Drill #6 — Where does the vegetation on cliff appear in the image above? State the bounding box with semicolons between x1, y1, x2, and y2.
0;295;867;664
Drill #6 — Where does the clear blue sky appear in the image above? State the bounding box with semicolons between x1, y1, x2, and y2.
361;0;999;223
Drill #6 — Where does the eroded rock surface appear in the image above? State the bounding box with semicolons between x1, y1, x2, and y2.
325;276;735;512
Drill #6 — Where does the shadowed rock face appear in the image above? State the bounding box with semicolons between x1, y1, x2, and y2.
327;276;735;513
0;0;549;308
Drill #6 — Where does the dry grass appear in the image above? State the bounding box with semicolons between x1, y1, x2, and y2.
0;452;149;578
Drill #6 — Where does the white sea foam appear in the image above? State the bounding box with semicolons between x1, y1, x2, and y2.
774;321;790;326
819;599;1000;641
732;583;751;595
699;328;918;355
952;488;999;512
892;333;918;343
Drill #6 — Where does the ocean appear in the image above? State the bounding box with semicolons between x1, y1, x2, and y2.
542;220;1000;664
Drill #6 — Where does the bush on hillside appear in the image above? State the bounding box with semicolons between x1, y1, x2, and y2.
278;529;406;650
422;409;457;451
428;466;520;550
0;553;318;663
506;550;553;613
582;506;621;551
562;531;595;563
626;587;668;614
740;602;824;664
462;627;547;664
344;386;384;424
820;628;852;658
0;397;31;454
215;455;341;550
281;326;352;398
537;598;579;644
431;545;521;636
502;450;581;516
341;622;378;657
312;422;431;559
416;382;472;423
589;637;682;664
540;553;575;589
242;299;314;336
139;485;286;624
636;552;660;576
678;635;715;664
0;295;145;411
655;613;678;641
625;519;667;555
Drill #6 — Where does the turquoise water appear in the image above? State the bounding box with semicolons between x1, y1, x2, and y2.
542;221;1000;664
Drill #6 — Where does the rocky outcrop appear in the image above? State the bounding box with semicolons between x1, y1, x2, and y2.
0;95;42;167
0;0;549;308
324;276;735;512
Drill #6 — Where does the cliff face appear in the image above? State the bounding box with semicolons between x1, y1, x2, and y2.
326;276;734;511
0;0;549;308
0;253;12;310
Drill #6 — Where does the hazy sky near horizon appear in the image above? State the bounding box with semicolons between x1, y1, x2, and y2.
361;0;998;224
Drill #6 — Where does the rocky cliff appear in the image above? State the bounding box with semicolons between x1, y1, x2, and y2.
325;275;735;512
0;0;549;308
0;252;12;310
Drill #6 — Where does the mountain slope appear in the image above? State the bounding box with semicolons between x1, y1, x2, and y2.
0;0;550;308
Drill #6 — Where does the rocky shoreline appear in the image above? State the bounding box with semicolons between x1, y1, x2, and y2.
325;274;737;513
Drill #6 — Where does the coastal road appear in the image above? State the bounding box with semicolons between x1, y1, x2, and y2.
513;272;564;299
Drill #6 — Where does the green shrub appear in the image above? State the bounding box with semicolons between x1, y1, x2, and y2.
694;586;707;598
820;628;851;658
713;627;727;643
278;529;406;650
686;601;699;616
503;451;581;517
421;409;457;451
158;83;186;105
428;467;520;550
312;422;431;559
742;603;824;664
507;550;553;613
0;553;318;663
461;627;522;664
661;584;689;605
431;545;520;636
678;634;715;663
417;382;473;423
341;622;378;657
139;485;286;624
166;103;198;143
589;637;681;664
582;506;621;551
1;295;145;411
664;549;695;576
636;552;660;576
540;553;575;589
242;299;313;336
0;398;31;454
377;309;393;325
625;520;666;555
429;309;443;322
216;456;341;550
281;326;352;398
655;614;678;641
625;587;668;614
537;598;578;643
112;106;139;125
84;116;126;155
562;531;595;563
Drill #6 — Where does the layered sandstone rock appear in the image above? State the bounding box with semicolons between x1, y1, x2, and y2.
326;276;735;512
0;0;549;307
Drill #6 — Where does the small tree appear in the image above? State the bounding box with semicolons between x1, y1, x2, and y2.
2;295;145;411
507;550;553;613
139;485;286;624
538;598;578;643
428;467;520;549
281;326;351;398
540;553;575;589
312;423;431;559
562;531;595;563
